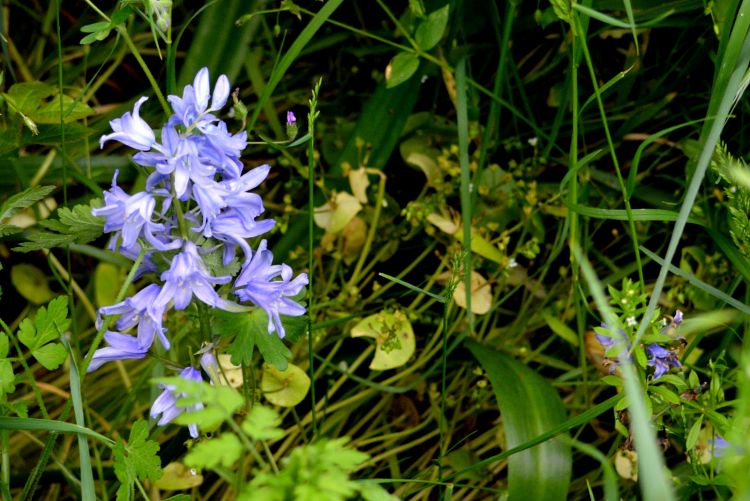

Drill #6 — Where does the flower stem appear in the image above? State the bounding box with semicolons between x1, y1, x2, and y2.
117;26;171;116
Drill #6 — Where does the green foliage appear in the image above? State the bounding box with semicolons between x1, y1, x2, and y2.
113;420;163;501
184;433;242;469
79;7;132;44
17;296;69;370
711;142;750;256
239;438;385;501
158;377;244;432
213;309;292;370
14;199;104;252
0;185;55;237
242;406;285;441
3;82;94;135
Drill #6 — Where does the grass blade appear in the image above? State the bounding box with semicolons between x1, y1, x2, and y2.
465;339;571;501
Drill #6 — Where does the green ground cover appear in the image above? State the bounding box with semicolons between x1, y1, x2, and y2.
1;0;750;499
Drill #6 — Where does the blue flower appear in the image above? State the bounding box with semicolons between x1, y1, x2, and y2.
150;366;204;438
93;171;180;252
234;240;308;337
646;344;681;379
153;241;234;312
98;284;171;350
87;332;149;372
100;96;155;151
168;67;230;130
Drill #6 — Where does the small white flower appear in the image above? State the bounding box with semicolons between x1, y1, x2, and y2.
626;316;637;327
528;137;538;147
507;258;518;269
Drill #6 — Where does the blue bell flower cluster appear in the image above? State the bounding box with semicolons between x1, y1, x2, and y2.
596;310;683;380
89;68;307;437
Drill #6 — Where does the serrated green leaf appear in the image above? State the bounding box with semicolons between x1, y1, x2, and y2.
386;52;420;89
128;420;162;481
22;123;92;146
184;433;242;469
242;405;284;440
214;309;291;370
17;296;69;370
465;339;571;501
10;264;55;305
414;4;450;51
14;199;104;252
0;185;55;224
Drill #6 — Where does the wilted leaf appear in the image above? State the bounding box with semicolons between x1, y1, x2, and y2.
261;362;311;407
314;192;362;234
351;310;415;370
452;271;492;315
154;462;203;490
342;216;367;265
349;167;370;204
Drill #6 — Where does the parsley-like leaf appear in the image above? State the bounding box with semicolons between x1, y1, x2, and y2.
114;420;162;501
184;433;242;469
213;309;292;370
17;296;69;370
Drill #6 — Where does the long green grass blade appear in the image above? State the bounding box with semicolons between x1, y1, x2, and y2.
0;417;114;446
573;244;674;500
465;339;571;501
247;0;344;130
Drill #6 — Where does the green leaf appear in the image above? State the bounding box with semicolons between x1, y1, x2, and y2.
686;416;703;451
386;52;420;89
184;433;242;469
214;309;292;370
0;359;15;395
17;296;69;370
0;185;55;225
14;199;104;252
465;339;571;501
10;264;55;305
3;82;93;124
414;4;450;51
241;405;285;440
114;420;163;500
0;334;8;358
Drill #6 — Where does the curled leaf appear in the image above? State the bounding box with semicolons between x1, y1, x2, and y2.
451;271;492;315
154;462;204;490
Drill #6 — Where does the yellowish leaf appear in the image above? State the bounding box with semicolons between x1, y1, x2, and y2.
452;271;492;315
261;362;311;407
351;310;415;370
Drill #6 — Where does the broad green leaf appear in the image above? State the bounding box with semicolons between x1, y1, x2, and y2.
386;52;420;89
3;82;93;124
242;405;285;440
465;339;571;501
17;296;69;370
10;264;55;305
414;4;450;51
214;309;292;370
184;433;242;469
4;82;55;115
351;310;415;370
29;94;94;124
261;362;310;407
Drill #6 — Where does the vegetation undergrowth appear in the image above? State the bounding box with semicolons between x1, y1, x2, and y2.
1;0;750;499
